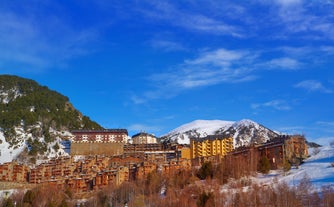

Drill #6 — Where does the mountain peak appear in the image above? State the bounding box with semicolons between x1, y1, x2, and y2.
163;119;279;147
168;119;234;135
235;119;258;126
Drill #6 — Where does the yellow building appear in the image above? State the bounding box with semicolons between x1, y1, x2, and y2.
180;147;191;159
190;135;234;159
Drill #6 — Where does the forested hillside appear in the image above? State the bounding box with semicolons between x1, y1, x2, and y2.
0;75;102;160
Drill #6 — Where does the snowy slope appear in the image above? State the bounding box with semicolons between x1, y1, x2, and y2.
226;119;278;147
162;119;278;147
256;145;334;191
162;120;234;144
0;131;26;164
0;127;70;164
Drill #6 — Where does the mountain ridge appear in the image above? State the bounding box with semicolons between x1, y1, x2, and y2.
162;119;280;147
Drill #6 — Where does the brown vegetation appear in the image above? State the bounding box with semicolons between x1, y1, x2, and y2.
2;167;334;207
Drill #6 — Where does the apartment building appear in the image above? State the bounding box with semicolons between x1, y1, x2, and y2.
131;132;157;144
190;135;234;159
70;129;128;155
71;129;128;143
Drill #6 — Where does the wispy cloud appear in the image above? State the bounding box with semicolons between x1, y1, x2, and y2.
312;137;334;146
134;48;258;101
272;1;334;40
130;95;147;105
252;99;291;111
0;4;99;72
131;46;315;103
100;1;334;41
184;49;248;67
137;1;243;37
316;121;334;127
276;46;334;68
274;0;302;7
264;57;301;70
276;125;305;135
150;39;186;52
127;123;162;133
294;80;332;93
312;121;334;145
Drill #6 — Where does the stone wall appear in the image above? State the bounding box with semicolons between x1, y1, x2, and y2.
70;142;124;156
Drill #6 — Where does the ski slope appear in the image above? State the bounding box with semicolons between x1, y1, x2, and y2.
256;145;334;191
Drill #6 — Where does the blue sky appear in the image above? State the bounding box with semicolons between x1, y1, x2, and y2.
1;0;334;143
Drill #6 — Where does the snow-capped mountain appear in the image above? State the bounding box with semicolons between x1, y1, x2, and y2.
162;119;279;147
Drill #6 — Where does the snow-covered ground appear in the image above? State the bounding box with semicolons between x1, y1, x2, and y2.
0;128;69;165
0;131;26;164
256;145;334;191
167;120;235;136
163;119;278;147
163;119;235;144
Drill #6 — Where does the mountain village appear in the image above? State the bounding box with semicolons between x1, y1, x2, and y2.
0;76;332;206
0;126;308;194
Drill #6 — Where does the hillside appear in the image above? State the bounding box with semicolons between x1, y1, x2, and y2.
256;145;334;192
0;75;103;163
162;119;279;147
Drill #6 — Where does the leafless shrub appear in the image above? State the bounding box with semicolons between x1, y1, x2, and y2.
321;185;334;207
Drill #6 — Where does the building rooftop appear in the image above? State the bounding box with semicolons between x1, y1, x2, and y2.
190;135;232;142
71;129;128;134
131;132;156;138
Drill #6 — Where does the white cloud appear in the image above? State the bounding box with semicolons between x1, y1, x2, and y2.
274;0;302;7
252;100;291;111
0;5;99;72
131;46;311;103
127;124;162;133
130;95;147;105
320;46;334;54
276;125;305;135
140;48;257;101
312;137;334;146
255;0;334;40
178;14;242;37
150;39;185;52
185;49;246;67
316;121;334;127
131;49;257;104
138;1;243;37
294;80;332;93
265;57;301;70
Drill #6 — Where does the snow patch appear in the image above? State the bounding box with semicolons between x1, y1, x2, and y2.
168;120;234;135
163;119;277;146
255;145;334;192
163;120;234;144
0;131;26;164
0;125;71;164
0;87;22;104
